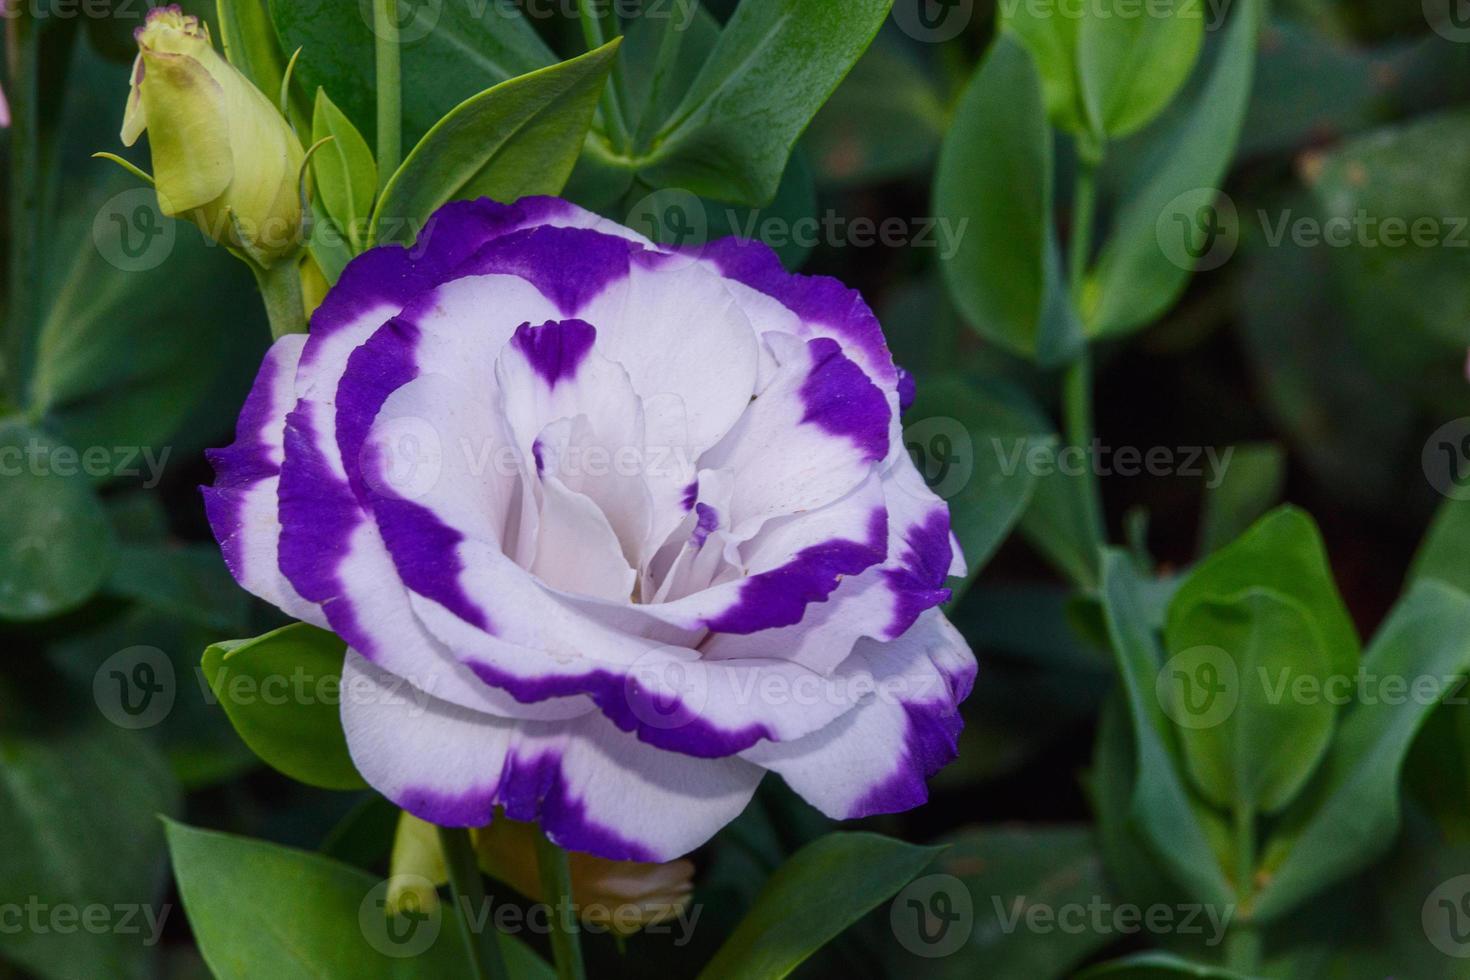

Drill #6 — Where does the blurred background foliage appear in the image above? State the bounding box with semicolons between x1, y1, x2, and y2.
2;0;1470;977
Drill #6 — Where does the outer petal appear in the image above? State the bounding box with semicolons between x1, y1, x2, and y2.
342;652;763;861
740;611;975;819
697;237;899;393
203;334;325;627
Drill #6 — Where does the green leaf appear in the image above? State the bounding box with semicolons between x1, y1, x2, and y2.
904;375;1052;602
1076;952;1247;979
1084;0;1260;337
165;820;553;979
1168;506;1359;679
882;826;1113;979
1198;443;1286;555
935;36;1080;364
1164;589;1337;813
201;623;366;791
1411;496;1470;595
0;420;116;620
643;0;893;205
372;42;621;246
312;87;377;253
1252;580;1470;922
697;832;941;980
1308;108;1470;354
1002;0;1087;134
101;542;249;633
1076;0;1204;139
1018;444;1107;591
0;723;181;979
269;0;554;148
1099;551;1233;905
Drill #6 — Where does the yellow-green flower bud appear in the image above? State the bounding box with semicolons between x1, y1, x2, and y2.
121;5;304;267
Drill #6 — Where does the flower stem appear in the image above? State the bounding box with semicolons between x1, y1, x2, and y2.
1226;804;1262;974
437;826;509;980
373;0;402;192
5;6;39;408
577;0;631;153
1062;159;1106;566
534;829;586;980
252;259;308;340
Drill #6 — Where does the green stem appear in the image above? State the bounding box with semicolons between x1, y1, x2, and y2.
1226;805;1261;975
1061;160;1106;564
252;259;308;340
437;826;509;980
1068;159;1098;306
577;0;631;152
534;830;586;980
5;7;39;408
373;0;402;192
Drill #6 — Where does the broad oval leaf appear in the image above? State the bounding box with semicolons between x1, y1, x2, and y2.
643;0;893;206
1003;0;1088;134
371;41;621;246
0;420;117;620
1085;0;1260;337
935;36;1079;364
1252;580;1470;923
0;723;180;979
165;820;553;979
1076;0;1204;139
1099;551;1234;905
1165;588;1336;814
697;832;941;979
201;622;366;791
1077;952;1248;979
1167;506;1359;679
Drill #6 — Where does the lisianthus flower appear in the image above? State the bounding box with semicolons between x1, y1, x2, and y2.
205;197;976;861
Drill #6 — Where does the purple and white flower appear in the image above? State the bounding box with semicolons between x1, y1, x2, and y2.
206;197;976;861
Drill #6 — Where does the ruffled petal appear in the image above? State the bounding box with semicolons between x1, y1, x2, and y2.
342;652;763;860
